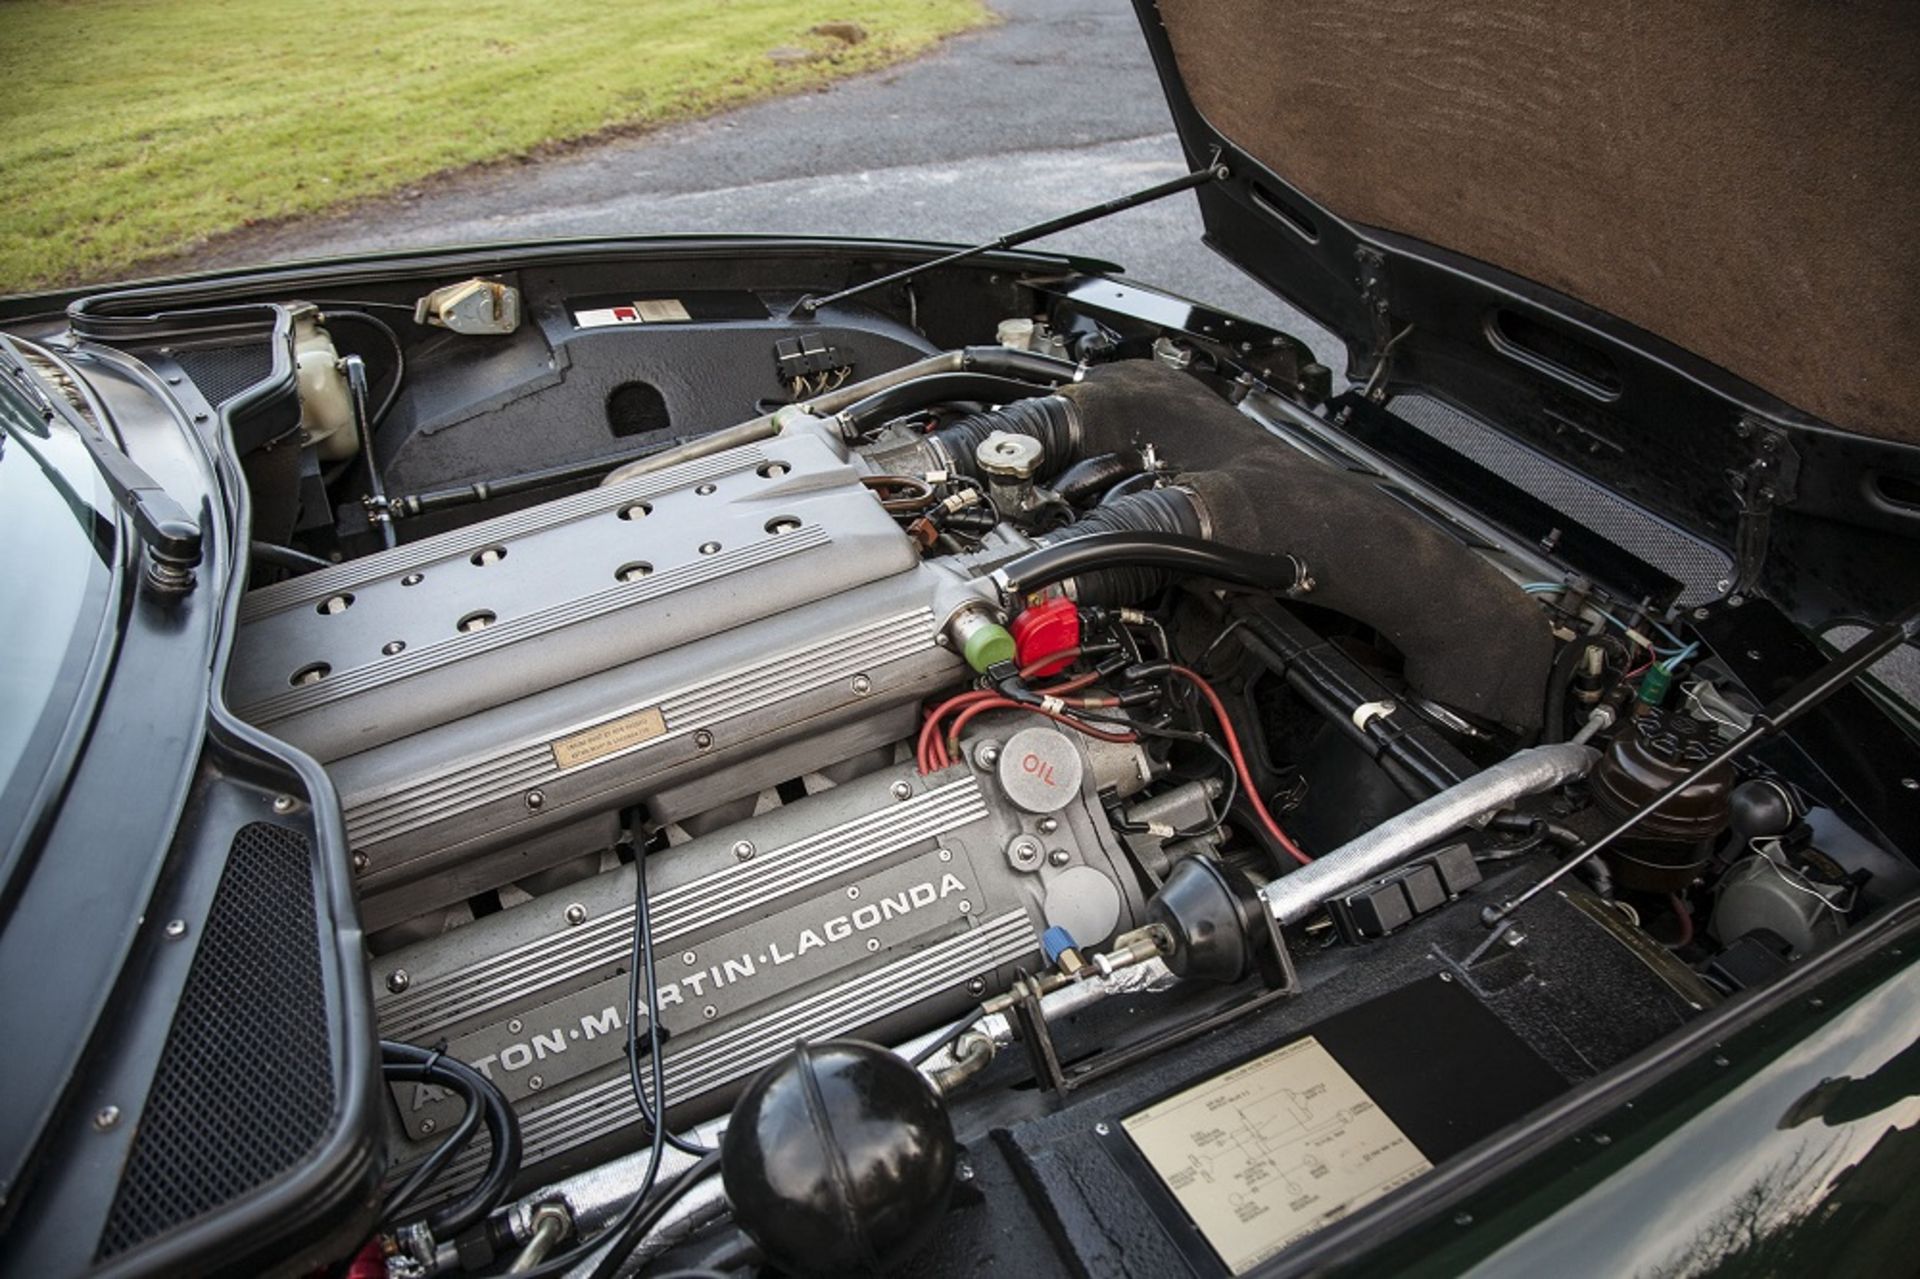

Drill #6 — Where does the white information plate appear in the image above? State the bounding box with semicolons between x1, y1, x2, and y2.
1122;1034;1433;1274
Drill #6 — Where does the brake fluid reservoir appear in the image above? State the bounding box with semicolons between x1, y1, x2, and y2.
293;311;358;460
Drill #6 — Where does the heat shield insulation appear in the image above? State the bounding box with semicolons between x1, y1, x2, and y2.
1152;0;1920;441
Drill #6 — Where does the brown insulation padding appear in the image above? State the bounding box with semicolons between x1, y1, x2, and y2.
1059;362;1556;733
1156;0;1920;440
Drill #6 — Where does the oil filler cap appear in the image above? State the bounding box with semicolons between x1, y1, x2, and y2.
997;725;1083;813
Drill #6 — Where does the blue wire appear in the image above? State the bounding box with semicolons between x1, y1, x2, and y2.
1522;583;1690;652
1659;642;1700;672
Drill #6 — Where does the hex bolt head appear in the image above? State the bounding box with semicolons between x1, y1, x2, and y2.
958;899;973;915
272;794;298;814
682;951;697;966
351;851;370;873
163;918;188;939
890;780;913;801
850;674;872;696
528;1075;544;1092
967;977;987;996
1094;1121;1111;1137
866;937;881;952
693;730;714;751
94;1106;120;1131
1048;848;1072;867
525;789;545;811
564;903;588;926
420;1117;437;1135
976;743;1000;767
847;885;862;900
387;968;411;993
1006;837;1043;872
732;840;755;862
1037;817;1059;834
508;1019;523;1034
703;1004;718;1020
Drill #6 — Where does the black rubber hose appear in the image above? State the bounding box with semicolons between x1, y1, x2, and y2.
839;373;1055;437
1098;470;1160;506
1000;530;1307;601
249;540;330;573
381;1041;523;1241
1032;488;1203;604
956;345;1080;384
928;395;1078;479
1053;449;1145;504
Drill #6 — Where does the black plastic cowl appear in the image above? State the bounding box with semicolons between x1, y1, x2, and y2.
721;1040;957;1277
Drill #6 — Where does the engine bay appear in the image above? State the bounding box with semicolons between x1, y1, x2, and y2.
162;259;1917;1277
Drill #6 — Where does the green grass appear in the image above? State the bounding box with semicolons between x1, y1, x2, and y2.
0;0;990;291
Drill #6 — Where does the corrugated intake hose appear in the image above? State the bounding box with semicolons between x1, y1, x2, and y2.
926;395;1079;479
839;373;1059;439
1053;361;1556;735
1021;487;1204;603
605;347;1078;486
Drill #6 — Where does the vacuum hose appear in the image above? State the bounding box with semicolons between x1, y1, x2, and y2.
997;529;1310;602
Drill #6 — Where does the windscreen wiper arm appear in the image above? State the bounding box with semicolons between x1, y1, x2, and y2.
0;335;202;594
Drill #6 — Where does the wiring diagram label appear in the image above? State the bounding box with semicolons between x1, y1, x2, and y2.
1123;1035;1433;1274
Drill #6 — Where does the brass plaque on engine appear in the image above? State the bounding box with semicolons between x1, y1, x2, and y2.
550;706;667;769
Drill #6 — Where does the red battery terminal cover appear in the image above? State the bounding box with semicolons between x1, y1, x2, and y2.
1011;597;1081;677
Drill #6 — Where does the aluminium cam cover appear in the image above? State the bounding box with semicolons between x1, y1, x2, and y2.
228;424;996;925
373;725;1146;1190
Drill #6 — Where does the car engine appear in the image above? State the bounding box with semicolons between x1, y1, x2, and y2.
197;281;1914;1277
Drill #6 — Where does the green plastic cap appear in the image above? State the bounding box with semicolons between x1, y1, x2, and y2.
1637;663;1674;707
962;621;1017;673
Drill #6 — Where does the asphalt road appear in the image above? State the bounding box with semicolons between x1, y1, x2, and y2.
165;0;1346;375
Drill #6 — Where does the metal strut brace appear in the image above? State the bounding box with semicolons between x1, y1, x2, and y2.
796;150;1229;316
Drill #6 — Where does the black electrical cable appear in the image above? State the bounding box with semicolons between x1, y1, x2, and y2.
625;844;710;1158
382;1091;483;1222
1102;722;1239;842
249;539;330;573
602;1150;726;1275
504;847;694;1279
379;1041;522;1242
908;1009;986;1067
321;308;407;429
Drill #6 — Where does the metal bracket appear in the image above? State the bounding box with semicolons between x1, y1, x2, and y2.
1727;417;1800;595
1355;247;1413;402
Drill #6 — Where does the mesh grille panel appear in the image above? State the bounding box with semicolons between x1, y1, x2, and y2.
173;344;274;406
1392;393;1731;605
97;823;334;1259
